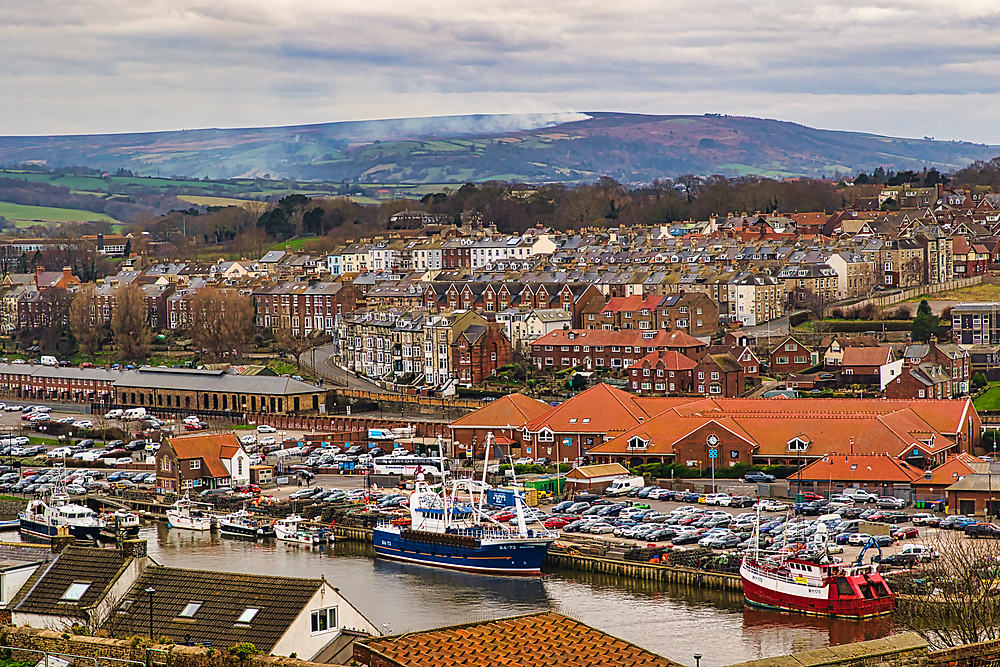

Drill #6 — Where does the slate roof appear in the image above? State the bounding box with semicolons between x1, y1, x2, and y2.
115;366;319;395
13;546;131;619
111;566;324;652
357;612;681;667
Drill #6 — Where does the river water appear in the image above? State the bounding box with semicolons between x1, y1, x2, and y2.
98;525;894;667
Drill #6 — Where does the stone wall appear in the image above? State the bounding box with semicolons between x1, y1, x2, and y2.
0;497;28;519
721;632;928;667
0;626;341;667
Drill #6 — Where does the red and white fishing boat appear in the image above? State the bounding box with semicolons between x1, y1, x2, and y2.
740;515;895;618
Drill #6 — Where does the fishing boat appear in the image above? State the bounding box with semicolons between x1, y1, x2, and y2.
166;494;212;531
99;509;141;541
274;514;331;545
372;434;557;575
220;505;275;538
739;508;894;618
19;486;103;542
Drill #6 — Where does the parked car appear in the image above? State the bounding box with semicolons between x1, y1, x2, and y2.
877;496;907;510
742;472;775;483
892;527;919;540
256;425;277;434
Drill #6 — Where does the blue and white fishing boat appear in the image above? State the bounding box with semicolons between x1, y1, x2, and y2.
19;485;103;542
373;435;557;575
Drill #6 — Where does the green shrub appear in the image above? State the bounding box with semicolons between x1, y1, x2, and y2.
228;643;259;662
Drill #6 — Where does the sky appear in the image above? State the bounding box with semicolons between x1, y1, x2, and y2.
2;0;999;143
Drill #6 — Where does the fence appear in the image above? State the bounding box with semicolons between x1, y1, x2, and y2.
826;275;985;316
335;389;488;410
252;413;452;440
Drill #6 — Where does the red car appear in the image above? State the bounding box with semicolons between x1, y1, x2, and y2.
492;511;515;522
184;422;207;431
800;492;824;501
892;527;919;540
544;517;572;529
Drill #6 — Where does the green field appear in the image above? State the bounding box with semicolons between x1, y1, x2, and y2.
974;384;1000;411
0;201;118;227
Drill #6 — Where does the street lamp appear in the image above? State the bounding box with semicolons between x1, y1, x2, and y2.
694;655;702;667
145;587;156;639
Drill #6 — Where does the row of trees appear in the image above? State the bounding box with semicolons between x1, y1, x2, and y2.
66;285;256;361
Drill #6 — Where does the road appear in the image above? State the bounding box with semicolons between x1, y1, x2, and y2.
301;344;389;393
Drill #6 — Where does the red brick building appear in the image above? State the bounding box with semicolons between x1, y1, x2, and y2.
452;321;512;384
768;335;816;374
885;363;953;399
531;328;706;372
628;351;697;394
441;240;472;268
253;281;359;335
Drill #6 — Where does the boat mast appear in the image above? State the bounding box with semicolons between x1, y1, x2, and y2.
478;432;492;518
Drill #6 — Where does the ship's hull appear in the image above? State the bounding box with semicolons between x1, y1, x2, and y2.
221;521;275;538
276;530;331;544
741;564;894;618
19;517;101;542
166;512;212;531
373;527;551;575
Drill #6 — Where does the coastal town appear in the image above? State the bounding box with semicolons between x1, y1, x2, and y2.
0;177;997;667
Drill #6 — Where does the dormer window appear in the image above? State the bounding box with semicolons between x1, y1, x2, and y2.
627;436;649;451
786;437;810;453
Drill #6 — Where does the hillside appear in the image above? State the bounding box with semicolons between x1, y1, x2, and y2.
1;112;997;183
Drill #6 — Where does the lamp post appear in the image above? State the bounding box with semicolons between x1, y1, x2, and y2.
694;655;702;667
145;587;156;639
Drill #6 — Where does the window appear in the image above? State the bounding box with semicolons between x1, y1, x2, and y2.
794;356;807;364
179;601;203;618
237;608;259;624
776;356;789;365
62;582;91;601
311;607;337;633
190;460;201;471
162;457;171;472
785;343;796;351
698;372;704;379
711;372;719;380
730;450;739;459
569;418;578;423
641;382;651;390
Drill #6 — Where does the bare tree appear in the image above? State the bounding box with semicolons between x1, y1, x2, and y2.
275;327;312;372
901;256;926;288
187;288;255;360
68;285;100;357
232;226;274;260
111;283;151;360
894;532;1000;647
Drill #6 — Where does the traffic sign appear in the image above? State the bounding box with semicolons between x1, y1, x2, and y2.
708;448;718;459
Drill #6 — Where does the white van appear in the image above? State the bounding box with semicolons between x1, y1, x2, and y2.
605;476;645;496
40;356;58;367
122;407;147;420
104;409;124;419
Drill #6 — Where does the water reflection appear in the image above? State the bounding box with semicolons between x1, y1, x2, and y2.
0;525;895;667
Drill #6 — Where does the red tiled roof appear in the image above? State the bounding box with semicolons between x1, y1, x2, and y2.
796;454;922;483
589;397;970;459
530;329;689;349
357;612;681;667
169;433;242;478
915;453;979;487
634;350;698;370
524;383;651;436
450;393;551;429
841;346;894;367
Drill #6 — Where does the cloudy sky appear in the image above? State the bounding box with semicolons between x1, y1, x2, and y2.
1;0;998;142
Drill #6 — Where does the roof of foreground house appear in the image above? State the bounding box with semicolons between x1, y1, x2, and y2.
356;612;682;667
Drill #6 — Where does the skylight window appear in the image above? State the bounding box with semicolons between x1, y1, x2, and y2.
237;608;260;624
62;582;91;601
569;418;577;423
582;418;591;424
179;602;203;618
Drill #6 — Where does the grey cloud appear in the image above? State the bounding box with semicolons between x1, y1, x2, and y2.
1;0;1000;142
